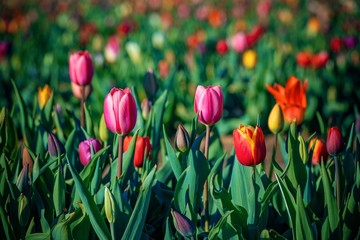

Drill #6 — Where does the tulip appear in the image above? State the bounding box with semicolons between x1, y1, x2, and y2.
194;85;223;126
298;135;309;164
242;50;257;69
71;82;92;100
343;36;357;49
171;209;195;238
175;124;190;153
326;126;343;156
22;146;33;173
103;87;137;135
307;17;321;35
48;133;65;157
125;42;141;64
78;138;102;166
266;76;307;125
104;187;116;223
296;52;312;68
230;32;247;53
330;37;342;53
216;40;228;55
123;136;151;168
152;31;165;49
308;138;328;165
69;51;94;86
141;98;152;120
104;36;120;64
38;84;52;109
268;104;284;134
311;51;329;69
144;68;159;101
246;25;265;47
16;164;29;194
233;124;266;166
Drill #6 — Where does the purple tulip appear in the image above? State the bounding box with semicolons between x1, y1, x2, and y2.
78;138;102;166
343;36;357;49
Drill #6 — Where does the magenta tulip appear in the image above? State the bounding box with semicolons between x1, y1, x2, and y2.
326;126;343;155
78;138;102;166
104;88;137;135
69;51;94;86
194;85;223;126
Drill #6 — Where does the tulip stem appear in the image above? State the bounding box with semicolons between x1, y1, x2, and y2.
110;222;115;240
117;135;124;179
80;85;85;128
334;155;341;209
269;133;278;181
203;125;211;232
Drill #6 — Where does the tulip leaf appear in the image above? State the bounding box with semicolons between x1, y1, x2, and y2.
295;186;316;240
66;157;111;240
53;164;65;216
119;129;139;188
151;90;168;153
131;86;144;131
260;229;287;239
84;103;94;137
0;201;16;240
343;123;355;187
208;211;238;240
173;167;190;213
122;166;156;240
163;125;182;180
230;160;252;214
41;91;54;126
25;233;51;240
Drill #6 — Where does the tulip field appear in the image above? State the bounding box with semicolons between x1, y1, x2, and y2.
1;0;360;239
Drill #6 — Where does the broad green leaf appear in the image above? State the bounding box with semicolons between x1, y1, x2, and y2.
53;163;65;216
84;103;94;137
163;125;182;180
295;186;315;240
25;233;51;240
151;90;168;152
208;211;238;240
0;200;16;240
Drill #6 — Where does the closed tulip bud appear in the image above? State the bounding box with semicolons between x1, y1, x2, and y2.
171;209;195;238
104;187;116;223
99;114;108;142
18;194;30;226
308;138;328;165
268;104;284;134
125;41;141;64
175;124;190;153
78;138;102;166
71;82;92;100
38;84;52;109
104;36;120;64
194;85;223;126
123;136;152;168
141;98;152;120
69;51;94;86
298;135;308;164
16;164;29;193
22;146;33;173
242;50;257;69
233;125;266;166
48;133;65;157
103;88;137;135
144;68;159;101
326;126;343;156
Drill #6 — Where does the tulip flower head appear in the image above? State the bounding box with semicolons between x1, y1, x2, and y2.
78;138;102;166
242;50;257;69
268;104;284;134
123;136;152;168
104;36;120;64
308;138;328;165
266;76;307;125
233;125;266;166
175;124;190;153
194;85;223;126
69;51;94;86
230;32;248;53
103;88;137;135
216;40;228;55
326;126;343;156
38;84;52;109
48;133;65;157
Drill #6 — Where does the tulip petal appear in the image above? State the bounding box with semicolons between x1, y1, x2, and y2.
233;129;254;166
252;126;266;165
104;91;117;133
75;53;94;86
194;85;205;113
118;93;137;135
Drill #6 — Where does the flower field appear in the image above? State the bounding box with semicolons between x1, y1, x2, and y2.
1;0;360;239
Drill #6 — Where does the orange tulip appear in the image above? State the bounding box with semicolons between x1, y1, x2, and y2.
266;76;307;125
308;138;328;165
38;84;52;109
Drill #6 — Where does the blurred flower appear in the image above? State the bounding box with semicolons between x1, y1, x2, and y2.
48;132;65;157
78;138;102;166
160;12;173;30
311;51;329;69
125;41;141;64
0;41;10;61
171;209;195;238
246;25;266;47
268;104;284;134
242;50;257;69
123;136;152;168
195;5;209;21
141;98;152;120
116;21;134;37
194;85;223;126
330;37;342;53
343;36;357;49
69;51;94;86
99;114;108;142
266;76;307;125
233;124;266;166
103;88;137;135
144;68;159;101
175;124;190;153
309;138;328;165
152;31;165;49
38;84;52;109
257;0;272;19
104;36;120;64
278;9;293;25
177;3;190;19
230;32;247;53
326;126;343;156
22;146;33;173
71;82;92;100
79;23;97;46
307;17;321;35
158;60;170;78
216;40;228;55
296;52;312;68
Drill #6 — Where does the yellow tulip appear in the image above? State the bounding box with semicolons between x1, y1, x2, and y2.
242;50;257;69
38;84;52;109
268;104;284;134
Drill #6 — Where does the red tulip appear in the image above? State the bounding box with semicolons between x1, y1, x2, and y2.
194;85;223;126
103;88;137;135
69;51;94;86
311;51;329;69
233;125;266;166
123;136;151;168
78;138;102;166
216;40;228;55
309;138;328;165
246;25;265;47
330;37;342;53
296;52;312;68
326;126;343;155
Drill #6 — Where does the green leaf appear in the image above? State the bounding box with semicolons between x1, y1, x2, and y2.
41;91;54;126
119;129;139;188
260;229;287;240
295;186;315;240
208;211;238;240
0;199;16;240
25;233;51;240
84;103;94;137
53;163;65;216
163;125;182;180
151;90;168;152
66;157;111;240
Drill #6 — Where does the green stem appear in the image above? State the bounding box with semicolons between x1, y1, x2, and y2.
110;222;115;240
334;155;340;209
203;125;211;232
117;135;124;179
268;133;277;180
80;85;85;128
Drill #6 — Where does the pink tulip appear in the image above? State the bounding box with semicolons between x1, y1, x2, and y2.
104;36;120;64
104;88;137;135
194;85;223;126
78;138;102;166
230;32;248;53
69;51;94;86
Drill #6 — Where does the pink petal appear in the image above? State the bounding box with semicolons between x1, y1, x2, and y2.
104;91;117;133
194;85;205;113
118;93;137;134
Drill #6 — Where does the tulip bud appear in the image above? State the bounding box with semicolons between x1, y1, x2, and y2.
171;209;195;238
38;84;52;109
268;104;284;134
194;85;224;126
144;68;159;101
233;125;266;166
18;194;30;226
104;187;116;223
71;82;92;100
16;164;29;193
22;146;33;173
141;98;152;120
308;138;328;165
69;51;94;86
298;135;308;164
103;87;137;135
125;41;141;64
78;138;102;166
242;50;257;69
99;114;108;142
123;136;152;168
175;124;190;153
326;126;343;156
48;133;65;157
104;36;120;64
